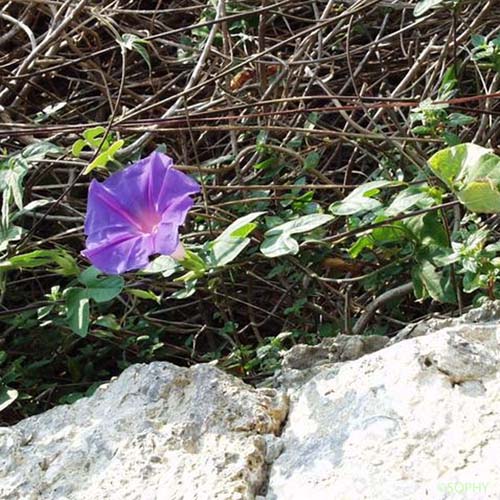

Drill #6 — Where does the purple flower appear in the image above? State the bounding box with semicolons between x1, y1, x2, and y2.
82;151;199;274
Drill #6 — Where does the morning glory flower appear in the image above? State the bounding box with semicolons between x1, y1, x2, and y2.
82;151;200;274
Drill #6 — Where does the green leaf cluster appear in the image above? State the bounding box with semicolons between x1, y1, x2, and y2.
428;143;500;213
65;267;124;337
72;126;124;175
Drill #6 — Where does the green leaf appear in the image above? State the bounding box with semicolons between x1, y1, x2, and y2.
142;255;178;276
0;165;26;211
414;0;445;17
179;250;206;274
171;279;197;299
447;113;475;127
254;157;277;171
0;141;59;217
132;43;152;71
65;288;90;337
83;126;108;148
71;139;88;158
0;386;18;413
471;34;487;48
128;288;161;303
260;213;333;258
412;125;433;136
415;98;448;113
0;250;57;268
349;234;374;258
404;212;449;248
412;259;456;303
428;143;500;213
210;211;265;267
78;266;124;302
12;199;52;220
442;131;461;147
122;34;152;71
457;180;500;213
0;249;78;275
329;180;398;216
260;233;299;258
305;112;319;130
304;152;320;170
64;267;123;336
384;187;433;216
21;141;61;160
372;221;409;243
83;140;124;175
439;66;458;97
72;127;118;167
265;213;334;237
0;225;23;252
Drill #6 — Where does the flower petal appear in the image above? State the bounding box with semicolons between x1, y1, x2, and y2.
82;151;200;274
82;232;153;274
84;179;144;239
156;159;200;213
100;151;172;220
161;196;194;227
153;221;179;255
170;241;186;260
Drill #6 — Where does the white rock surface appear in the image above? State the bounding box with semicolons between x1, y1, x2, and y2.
0;362;287;500
266;321;500;500
4;303;500;500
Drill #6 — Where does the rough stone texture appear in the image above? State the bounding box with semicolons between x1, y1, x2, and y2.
0;362;288;500
4;302;500;500
266;320;500;500
390;300;500;344
282;334;390;370
275;334;389;389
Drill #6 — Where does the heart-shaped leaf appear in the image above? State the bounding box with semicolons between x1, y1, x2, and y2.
65;288;90;337
78;266;124;303
329;180;398;216
210;211;265;266
260;213;333;258
428;143;500;213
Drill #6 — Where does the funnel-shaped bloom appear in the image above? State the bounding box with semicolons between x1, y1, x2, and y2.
82;151;199;274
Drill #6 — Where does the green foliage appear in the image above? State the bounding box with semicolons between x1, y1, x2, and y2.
471;34;500;72
218;331;294;375
0;142;61;250
260;214;333;258
147;210;334;296
65;267;124;336
72;126;124;174
414;0;459;17
435;225;500;295
0;249;79;276
1;1;498;424
178;2;255;61
428;143;500;213
120;34;152;71
410;68;474;145
208;211;265;266
329;181;399;216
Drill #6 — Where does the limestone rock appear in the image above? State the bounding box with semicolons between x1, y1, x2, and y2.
0;362;288;500
4;302;500;500
282;334;389;370
390;299;500;344
275;334;389;388
266;323;500;500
